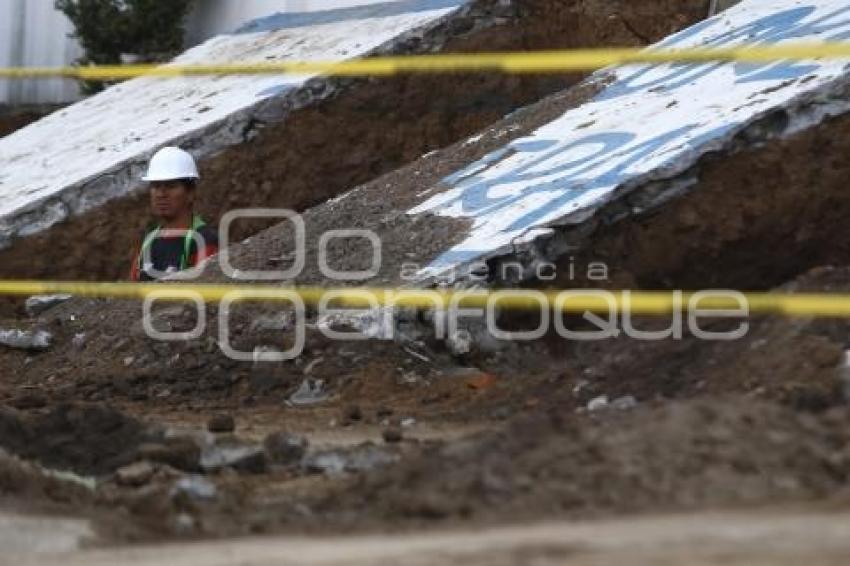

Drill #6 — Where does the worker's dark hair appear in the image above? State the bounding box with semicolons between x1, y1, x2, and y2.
181;178;198;190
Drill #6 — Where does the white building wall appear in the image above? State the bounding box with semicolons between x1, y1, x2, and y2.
185;1;391;45
0;0;82;105
1;0;395;105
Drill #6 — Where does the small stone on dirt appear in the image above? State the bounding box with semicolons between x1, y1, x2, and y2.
587;395;610;412
115;460;155;487
207;414;235;433
201;442;266;474
25;294;72;317
171;475;216;502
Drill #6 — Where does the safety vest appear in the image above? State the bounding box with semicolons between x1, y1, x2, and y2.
137;214;207;275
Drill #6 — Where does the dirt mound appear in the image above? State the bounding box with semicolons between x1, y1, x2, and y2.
308;398;850;524
0;403;196;476
0;447;95;506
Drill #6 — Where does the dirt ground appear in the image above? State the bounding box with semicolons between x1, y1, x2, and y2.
5;1;850;563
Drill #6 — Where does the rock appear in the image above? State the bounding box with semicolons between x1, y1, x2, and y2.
383;426;403;443
200;441;266;474
9;392;47;410
207;414;235;433
587;395;609;412
400;417;417;428
25;294;72;317
286;378;329;407
303;444;398;475
263;431;308;465
115;461;155;487
171;475;216;501
0;329;52;351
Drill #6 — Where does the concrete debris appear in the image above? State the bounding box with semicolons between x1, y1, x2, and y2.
263;432;308;465
317;307;397;340
24;294;72;317
200;441;266;474
587;395;610;412
303;444;399;475
286;378;329;407
171;475;217;502
0;329;52;351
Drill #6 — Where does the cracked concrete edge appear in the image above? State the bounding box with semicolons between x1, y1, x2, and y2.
410;71;850;290
0;0;515;252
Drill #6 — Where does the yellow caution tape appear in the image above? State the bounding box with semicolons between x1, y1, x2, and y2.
2;279;850;317
2;43;850;80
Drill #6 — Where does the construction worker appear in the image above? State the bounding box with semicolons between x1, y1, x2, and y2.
130;147;218;281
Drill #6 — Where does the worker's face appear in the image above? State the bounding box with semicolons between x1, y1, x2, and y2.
149;180;195;221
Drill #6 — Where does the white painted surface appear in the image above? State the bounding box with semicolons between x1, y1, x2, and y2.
185;1;393;46
410;0;850;278
0;1;466;248
0;0;82;105
0;0;435;105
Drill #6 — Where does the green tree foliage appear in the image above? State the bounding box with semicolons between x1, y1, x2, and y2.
55;0;194;93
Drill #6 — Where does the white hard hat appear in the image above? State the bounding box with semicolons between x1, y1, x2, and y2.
142;146;200;182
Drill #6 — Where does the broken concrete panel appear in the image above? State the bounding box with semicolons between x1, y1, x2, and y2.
409;0;850;282
0;1;469;251
0;329;52;351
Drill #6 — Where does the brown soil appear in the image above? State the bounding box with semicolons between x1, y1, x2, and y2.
7;1;850;557
303;398;850;526
0;0;710;299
